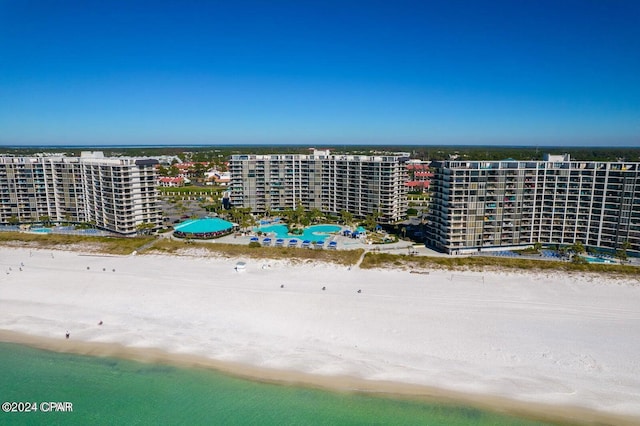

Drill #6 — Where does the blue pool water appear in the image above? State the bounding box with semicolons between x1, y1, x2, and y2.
256;224;341;242
174;218;234;234
583;255;615;264
30;228;52;234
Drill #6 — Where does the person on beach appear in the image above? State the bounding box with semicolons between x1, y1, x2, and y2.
65;332;70;339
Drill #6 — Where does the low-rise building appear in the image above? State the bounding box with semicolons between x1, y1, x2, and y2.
157;176;187;187
406;160;432;192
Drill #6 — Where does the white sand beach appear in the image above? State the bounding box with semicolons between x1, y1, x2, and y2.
1;246;639;424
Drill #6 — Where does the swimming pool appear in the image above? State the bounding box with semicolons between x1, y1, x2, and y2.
583;255;615;264
30;228;52;234
174;218;235;239
256;224;341;242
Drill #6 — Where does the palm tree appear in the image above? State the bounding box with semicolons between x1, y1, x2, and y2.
190;163;207;182
363;212;380;232
240;214;254;232
39;215;52;227
294;203;305;224
136;222;155;235
281;209;295;224
572;241;585;255
340;210;354;227
617;240;631;263
168;165;180;177
307;208;322;224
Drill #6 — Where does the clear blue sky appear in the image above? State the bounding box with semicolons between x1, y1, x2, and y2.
1;0;639;146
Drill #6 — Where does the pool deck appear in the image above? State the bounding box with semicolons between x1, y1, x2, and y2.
163;221;443;256
166;223;639;263
188;230;445;256
168;231;640;264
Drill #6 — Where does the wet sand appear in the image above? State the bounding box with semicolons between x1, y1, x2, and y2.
1;329;637;426
1;247;639;424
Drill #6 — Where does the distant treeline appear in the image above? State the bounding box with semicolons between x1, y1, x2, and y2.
407;146;640;162
1;145;639;163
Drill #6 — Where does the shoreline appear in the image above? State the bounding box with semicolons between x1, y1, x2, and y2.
1;246;639;424
1;329;637;426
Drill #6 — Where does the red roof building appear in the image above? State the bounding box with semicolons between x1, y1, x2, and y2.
157;177;186;187
405;162;432;192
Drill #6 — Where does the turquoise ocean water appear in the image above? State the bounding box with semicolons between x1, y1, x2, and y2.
0;343;550;425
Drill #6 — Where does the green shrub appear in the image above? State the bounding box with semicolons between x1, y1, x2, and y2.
572;255;588;264
359;251;639;276
0;232;154;255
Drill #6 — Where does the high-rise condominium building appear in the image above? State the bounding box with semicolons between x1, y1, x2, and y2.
0;152;161;235
229;149;409;223
427;154;640;256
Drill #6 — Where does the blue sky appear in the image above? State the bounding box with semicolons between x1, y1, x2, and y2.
1;0;639;146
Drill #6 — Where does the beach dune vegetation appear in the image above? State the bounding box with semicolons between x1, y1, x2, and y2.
149;239;363;266
360;252;640;276
0;231;155;255
0;231;637;274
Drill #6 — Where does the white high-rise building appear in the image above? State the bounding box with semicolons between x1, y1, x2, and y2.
0;152;161;235
426;154;640;256
229;149;409;223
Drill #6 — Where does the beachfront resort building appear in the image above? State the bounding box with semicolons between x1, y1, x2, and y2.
0;152;161;235
228;149;409;223
426;154;640;256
